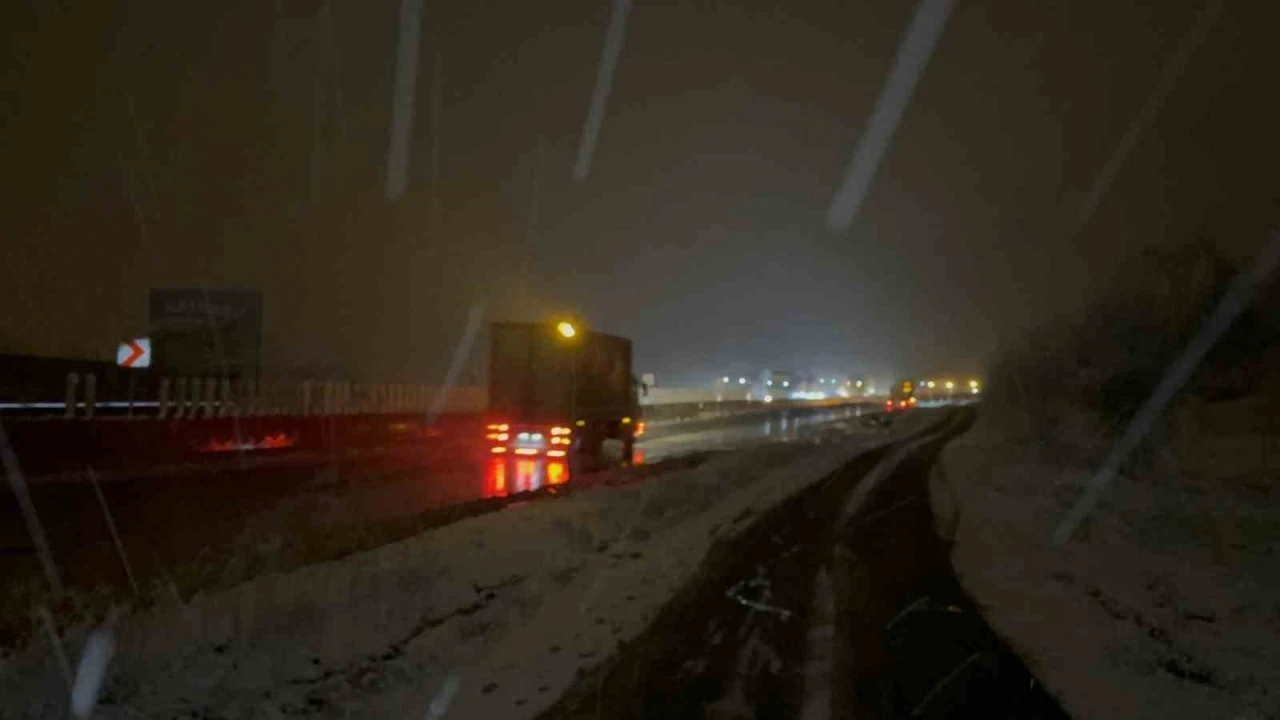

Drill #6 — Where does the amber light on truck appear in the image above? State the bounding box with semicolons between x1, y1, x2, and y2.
635;422;645;437
490;446;507;454
486;423;509;431
551;426;571;435
547;449;566;458
485;432;509;441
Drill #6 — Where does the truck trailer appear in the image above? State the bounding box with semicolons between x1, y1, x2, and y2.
485;321;643;466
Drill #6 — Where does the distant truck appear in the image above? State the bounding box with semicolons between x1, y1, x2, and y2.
887;379;917;412
485;321;643;464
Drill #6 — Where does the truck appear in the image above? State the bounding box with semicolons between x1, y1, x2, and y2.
887;378;917;412
485;321;643;466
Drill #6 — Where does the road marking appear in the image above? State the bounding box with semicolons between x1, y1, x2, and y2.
798;565;836;719
839;429;939;524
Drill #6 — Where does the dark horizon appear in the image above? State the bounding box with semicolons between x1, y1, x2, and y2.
3;0;1275;387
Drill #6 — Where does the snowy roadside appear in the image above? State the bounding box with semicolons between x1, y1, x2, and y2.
930;405;1280;720
2;412;936;719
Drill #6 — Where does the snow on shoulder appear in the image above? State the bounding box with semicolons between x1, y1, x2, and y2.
933;406;1280;720
2;421;920;719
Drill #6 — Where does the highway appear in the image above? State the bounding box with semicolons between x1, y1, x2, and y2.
0;404;1070;720
0;402;883;630
543;407;1066;719
637;402;875;463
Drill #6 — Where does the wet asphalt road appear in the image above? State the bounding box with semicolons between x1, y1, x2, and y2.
638;404;875;463
0;401;882;648
0;404;876;642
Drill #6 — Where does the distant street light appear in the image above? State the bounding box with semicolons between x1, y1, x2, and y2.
944;381;954;390
722;376;730;383
927;381;936;389
738;377;747;385
556;320;579;428
969;379;979;389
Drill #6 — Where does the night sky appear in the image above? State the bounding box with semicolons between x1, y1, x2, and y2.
2;0;1276;386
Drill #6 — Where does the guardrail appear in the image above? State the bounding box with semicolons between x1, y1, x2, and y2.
3;373;876;421
3;411;479;480
0;373;487;419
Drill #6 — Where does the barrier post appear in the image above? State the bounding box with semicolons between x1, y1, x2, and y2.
201;377;216;418
218;377;232;416
64;373;79;418
158;377;171;419
84;374;97;419
245;379;258;417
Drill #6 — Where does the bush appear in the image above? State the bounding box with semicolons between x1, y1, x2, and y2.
986;238;1277;461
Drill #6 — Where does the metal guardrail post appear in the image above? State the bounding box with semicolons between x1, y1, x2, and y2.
218;377;232;416
230;378;244;417
125;372;136;418
244;379;257;417
64;373;79;418
258;380;270;416
158;377;170;419
84;374;96;419
201;377;216;418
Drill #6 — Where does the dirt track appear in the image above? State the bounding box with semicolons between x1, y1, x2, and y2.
540;408;1069;719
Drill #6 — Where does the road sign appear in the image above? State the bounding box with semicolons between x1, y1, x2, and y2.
116;338;151;368
149;289;263;375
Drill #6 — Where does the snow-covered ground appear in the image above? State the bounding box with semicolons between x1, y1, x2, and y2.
932;400;1280;720
2;411;934;719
